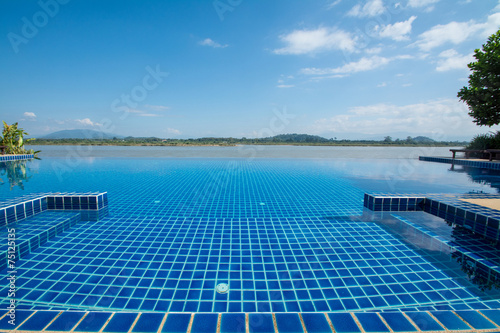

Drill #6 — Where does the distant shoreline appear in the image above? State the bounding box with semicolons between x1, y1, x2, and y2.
28;141;465;147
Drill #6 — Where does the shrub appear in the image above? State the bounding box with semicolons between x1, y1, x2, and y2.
467;131;500;151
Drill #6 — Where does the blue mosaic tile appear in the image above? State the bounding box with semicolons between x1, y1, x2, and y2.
0;310;34;329
379;312;417;332
132;313;165;333
162;313;191;333
46;311;86;331
430;311;470;330
17;310;59;331
300;313;331;333
480;309;500;326
275;313;303;333
249;313;275;333
103;312;139;332
220;313;246;333
354;313;389;333
74;312;113;332
327;313;361;333
191;313;219;333
405;312;444;331
455;310;498;329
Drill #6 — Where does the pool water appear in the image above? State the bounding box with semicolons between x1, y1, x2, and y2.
2;147;500;312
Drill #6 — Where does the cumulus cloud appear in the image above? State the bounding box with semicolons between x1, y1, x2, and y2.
23;112;37;121
436;49;474;71
377;16;417;41
348;0;385;17
166;128;181;135
407;0;440;8
199;38;228;48
413;12;500;51
301;55;410;76
310;99;479;138
273;27;356;55
76;118;102;127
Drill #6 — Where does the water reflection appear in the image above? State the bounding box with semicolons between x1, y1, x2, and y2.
449;164;500;193
0;160;34;190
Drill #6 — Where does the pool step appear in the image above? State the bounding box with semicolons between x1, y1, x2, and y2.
0;211;81;271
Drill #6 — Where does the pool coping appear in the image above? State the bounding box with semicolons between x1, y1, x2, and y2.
2;308;500;332
0;154;34;162
420;156;500;170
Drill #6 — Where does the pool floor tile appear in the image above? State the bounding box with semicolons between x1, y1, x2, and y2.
430;311;471;330
379;312;418;332
45;311;86;331
327;313;361;333
0;310;34;329
132;313;165;333
73;312;113;332
103;313;139;333
220;313;246;333
354;313;390;333
248;313;275;333
190;313;219;333
300;313;332;333
275;313;303;333
480;309;500;326
16;310;59;331
162;313;192;333
455;310;498;329
405;312;445;331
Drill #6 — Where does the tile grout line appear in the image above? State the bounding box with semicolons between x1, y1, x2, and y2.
297;313;308;333
157;313;168;333
98;312;115;333
127;312;141;333
69;311;89;332
186;313;195;333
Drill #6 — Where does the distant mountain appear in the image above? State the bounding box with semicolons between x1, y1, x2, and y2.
262;133;331;143
41;129;124;139
412;136;436;143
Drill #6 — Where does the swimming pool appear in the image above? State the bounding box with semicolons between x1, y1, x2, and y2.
2;146;500;313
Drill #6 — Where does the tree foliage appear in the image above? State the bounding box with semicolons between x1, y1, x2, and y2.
458;29;500;126
1;121;39;156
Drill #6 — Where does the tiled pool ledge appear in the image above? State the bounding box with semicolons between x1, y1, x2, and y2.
0;192;108;225
0;154;34;162
0;212;80;271
2;309;500;332
420;156;500;170
364;192;500;243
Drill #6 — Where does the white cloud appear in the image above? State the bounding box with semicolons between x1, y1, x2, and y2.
310;99;480;138
436;49;474;71
76;118;102;127
145;104;170;111
199;38;228;48
348;0;385;17
407;0;440;8
23;112;37;121
301;55;410;76
413;12;500;51
277;84;295;88
166;128;181;135
273;28;356;55
377;16;417;41
327;0;342;9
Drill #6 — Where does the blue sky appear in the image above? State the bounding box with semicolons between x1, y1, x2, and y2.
1;0;500;140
